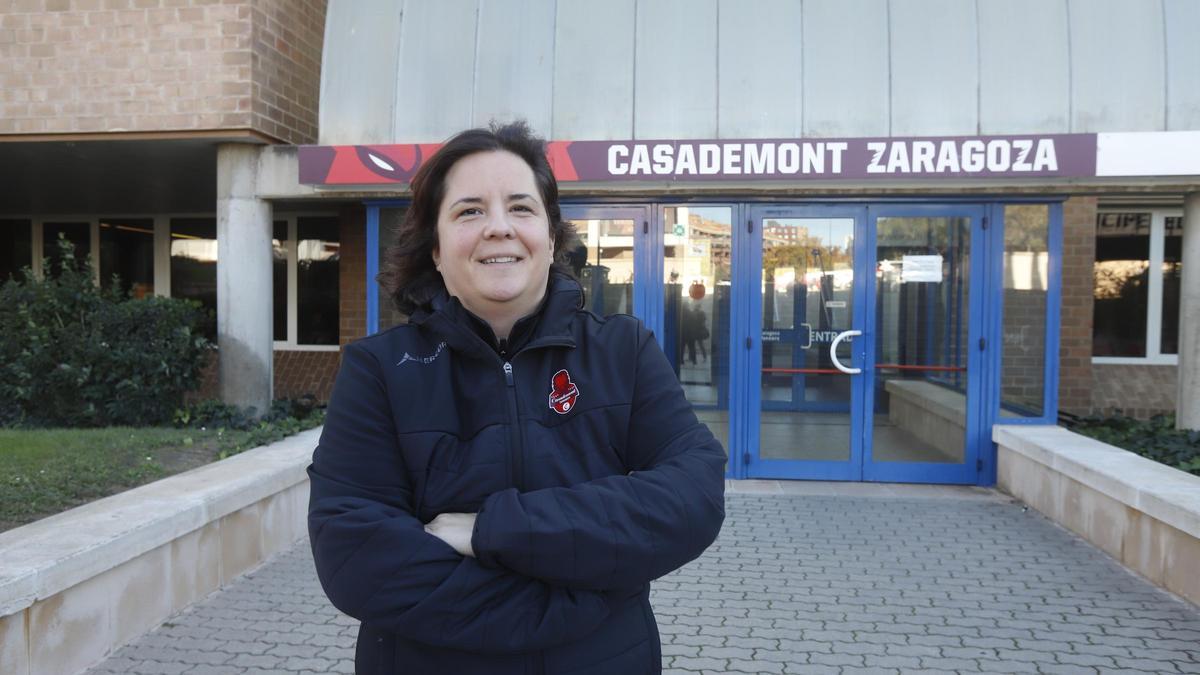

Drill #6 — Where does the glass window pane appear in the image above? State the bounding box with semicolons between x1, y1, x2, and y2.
43;221;91;276
1000;205;1049;418
1093;212;1150;357
1162;215;1183;355
273;220;288;341
379;207;408;330
297;216;340;345
99;218;154;298
170;217;217;341
873;216;969;464
0;219;32;283
663;206;732;454
564;218;634;316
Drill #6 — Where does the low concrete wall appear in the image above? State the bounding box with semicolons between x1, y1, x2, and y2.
994;425;1200;607
0;428;321;675
886;379;966;462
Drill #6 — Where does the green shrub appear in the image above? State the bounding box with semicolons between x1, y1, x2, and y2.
174;397;325;459
1071;414;1200;477
0;237;213;427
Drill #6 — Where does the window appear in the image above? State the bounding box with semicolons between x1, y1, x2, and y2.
0;220;32;283
99;218;155;297
296;216;340;345
170;217;218;340
43;221;91;276
1000;205;1049;417
273;221;288;341
1093;209;1183;362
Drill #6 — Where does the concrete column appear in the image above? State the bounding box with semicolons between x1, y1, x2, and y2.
216;144;273;416
1177;192;1200;429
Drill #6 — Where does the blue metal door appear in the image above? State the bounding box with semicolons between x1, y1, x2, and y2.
742;204;986;484
862;205;987;484
743;205;868;480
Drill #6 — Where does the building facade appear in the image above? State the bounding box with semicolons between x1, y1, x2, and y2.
3;0;1199;484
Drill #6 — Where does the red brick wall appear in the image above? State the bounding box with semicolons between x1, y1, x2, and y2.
189;349;339;405
0;0;324;143
274;349;338;402
1000;287;1047;413
339;204;366;345
1058;196;1098;416
249;0;324;143
1092;363;1176;419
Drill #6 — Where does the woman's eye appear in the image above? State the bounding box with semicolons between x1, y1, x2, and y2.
458;207;482;217
512;204;534;213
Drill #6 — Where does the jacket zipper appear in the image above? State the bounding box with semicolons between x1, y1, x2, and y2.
502;360;524;491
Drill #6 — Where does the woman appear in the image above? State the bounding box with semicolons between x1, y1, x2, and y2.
308;121;726;674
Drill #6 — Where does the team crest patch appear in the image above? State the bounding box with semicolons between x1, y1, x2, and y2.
549;369;580;415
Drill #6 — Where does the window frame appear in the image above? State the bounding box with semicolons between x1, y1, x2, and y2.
1092;207;1184;366
6;212;341;351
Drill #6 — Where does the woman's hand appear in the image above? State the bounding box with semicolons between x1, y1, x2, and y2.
424;513;477;557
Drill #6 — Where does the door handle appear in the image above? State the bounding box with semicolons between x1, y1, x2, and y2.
829;330;862;375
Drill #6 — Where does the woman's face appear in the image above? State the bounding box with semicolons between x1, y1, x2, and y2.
432;150;554;321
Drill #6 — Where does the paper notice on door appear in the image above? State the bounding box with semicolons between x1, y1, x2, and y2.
901;255;943;283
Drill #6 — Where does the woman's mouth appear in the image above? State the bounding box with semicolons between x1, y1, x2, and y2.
480;256;521;265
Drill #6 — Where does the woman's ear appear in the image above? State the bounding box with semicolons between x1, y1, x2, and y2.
431;247;441;271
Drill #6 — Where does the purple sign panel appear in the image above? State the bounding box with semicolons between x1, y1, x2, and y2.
299;133;1099;185
574;133;1097;181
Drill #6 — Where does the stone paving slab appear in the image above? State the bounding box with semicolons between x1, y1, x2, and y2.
87;489;1200;674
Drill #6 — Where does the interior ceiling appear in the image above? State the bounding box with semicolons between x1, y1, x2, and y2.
0;139;224;215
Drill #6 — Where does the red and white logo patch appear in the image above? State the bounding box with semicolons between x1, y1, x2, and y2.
548;369;580;415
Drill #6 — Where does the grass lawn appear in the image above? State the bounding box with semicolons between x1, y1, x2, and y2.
0;426;301;532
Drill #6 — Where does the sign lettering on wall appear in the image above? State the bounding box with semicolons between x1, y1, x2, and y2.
298;133;1102;186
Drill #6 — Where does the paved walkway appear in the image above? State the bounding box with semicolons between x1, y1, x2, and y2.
87;485;1200;674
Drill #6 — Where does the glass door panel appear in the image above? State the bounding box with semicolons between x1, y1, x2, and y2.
746;206;865;481
662;206;732;452
563;217;635;316
870;216;970;465
865;207;984;485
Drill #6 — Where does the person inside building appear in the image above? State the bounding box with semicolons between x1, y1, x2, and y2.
306;121;727;674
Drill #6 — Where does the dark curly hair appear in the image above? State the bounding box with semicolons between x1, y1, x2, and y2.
378;120;580;315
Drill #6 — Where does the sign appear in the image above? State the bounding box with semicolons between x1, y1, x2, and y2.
299;131;1200;186
673;224;686;236
901;255;944;283
825;300;847;309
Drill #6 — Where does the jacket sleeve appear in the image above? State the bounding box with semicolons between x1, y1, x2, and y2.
308;342;612;654
471;325;727;591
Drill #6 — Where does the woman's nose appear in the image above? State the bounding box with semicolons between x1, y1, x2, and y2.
482;211;516;238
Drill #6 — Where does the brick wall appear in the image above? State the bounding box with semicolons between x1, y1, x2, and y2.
1058;196;1097;416
1092;363;1176;419
0;0;324;143
339;204;366;345
1000;287;1047;413
274;349;338;402
190;349;339;404
249;0;323;143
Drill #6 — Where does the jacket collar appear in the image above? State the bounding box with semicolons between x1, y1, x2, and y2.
408;272;582;358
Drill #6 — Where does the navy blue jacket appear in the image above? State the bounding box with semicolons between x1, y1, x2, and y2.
308;274;726;674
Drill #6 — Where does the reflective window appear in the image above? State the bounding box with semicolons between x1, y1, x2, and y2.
1162;216;1183;354
379;207;408;330
564;218;634;316
273;221;287;341
0;219;32;283
1093;212;1150;357
297;216;340;345
99;218;154;297
171;217;218;340
1000;205;1048;417
43;221;91;276
664;206;732;453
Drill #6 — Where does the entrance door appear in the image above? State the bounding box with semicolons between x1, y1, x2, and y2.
744;206;867;480
863;206;986;484
743;205;986;484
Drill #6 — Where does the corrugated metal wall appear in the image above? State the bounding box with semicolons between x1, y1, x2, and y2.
318;0;1200;144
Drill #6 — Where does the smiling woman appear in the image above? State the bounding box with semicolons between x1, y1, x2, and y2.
307;121;726;675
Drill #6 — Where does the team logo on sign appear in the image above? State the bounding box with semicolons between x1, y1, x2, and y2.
549;369;580;415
